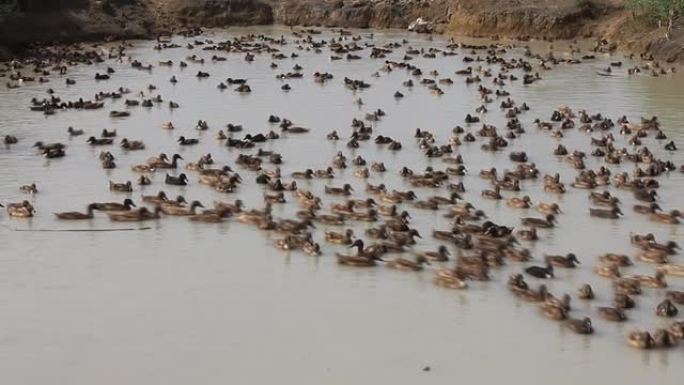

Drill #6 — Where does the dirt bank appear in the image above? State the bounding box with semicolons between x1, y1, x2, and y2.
0;0;682;62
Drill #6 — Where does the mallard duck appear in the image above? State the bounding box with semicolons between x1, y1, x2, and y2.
19;183;38;194
152;154;183;169
516;284;548;302
92;198;136;212
565;317;593;334
418;245;450;262
189;210;228;223
643;240;680;255
109;180;132;192
161;200;203;216
302;242;321;256
54;204;96;220
86;136;113;146
660;263;684;277
525;263;554;278
481;186;502;200
613;293;636;309
521;214;556;228
325;184;353;196
598;307;627;322
433;268;468;289
6;200;35;217
656;299;678;317
624;270;667;288
578;284;594;300
598;253;632;266
387;255;430;271
649;210;681;224
545;253;580;268
637;249;669;264
137;175;151;185
589;207;622;218
120;138;145;150
507;196;531;209
325;229;354;244
633;203;661;214
594;263;621;278
165;173;189;186
213;200;243;215
537;202;561;214
669;321;684;339
336;241;382;267
108;206;161;222
627;331;654;349
540;303;568;321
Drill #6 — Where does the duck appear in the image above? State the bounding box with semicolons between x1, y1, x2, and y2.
177;136;199;145
649;210;681;224
418;245;451;262
578;284;594;300
54;204;97;220
386;255;430;271
189;209;229;223
633;203;661;214
507;196;531;209
212;200;244;215
564;317;594;334
545;253;580;268
521;214;556;228
433;268;468;289
138;175;151;185
589;207;622;218
109;180;133;192
91;198;136;212
637;249;669;264
336;240;382;267
86;136;113;146
598;307;627;322
120;138;145;150
302;242;322;256
525;263;554;279
19;183;38;194
108;206;161;222
142;191;169;205
152;154;183;169
540;302;568;321
614;293;636;309
598;253;632;266
165;173;189;186
325;229;354;245
624;270;667;288
627;331;654;349
160;201;204;216
325;184;353;196
481;186;502;200
656;299;678;317
537;202;561;214
6;200;35;217
660;264;684;277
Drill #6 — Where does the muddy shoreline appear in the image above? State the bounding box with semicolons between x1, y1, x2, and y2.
0;0;682;62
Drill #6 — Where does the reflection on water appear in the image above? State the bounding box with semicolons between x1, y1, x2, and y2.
0;26;683;384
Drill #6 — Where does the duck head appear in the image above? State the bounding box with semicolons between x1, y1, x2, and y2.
123;198;136;208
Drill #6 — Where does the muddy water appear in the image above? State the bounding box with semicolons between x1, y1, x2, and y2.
0;26;683;384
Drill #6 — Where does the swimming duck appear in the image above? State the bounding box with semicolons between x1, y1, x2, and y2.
525;263;554;279
418;245;451;262
540;302;568;321
142;191;169;205
521;214;556;228
598;253;632;266
636;249;669;264
120;138;145;150
649;210;681;224
633;203;661;214
433;268;468;289
624;270;667;288
152;154;183;169
614;293;636;309
578;284;594;300
92;198;136;212
598;307;627;322
6;200;35;217
138;175;151;185
656;299;678;317
336;240;382;267
54;204;97;220
545;253;580;268
86;136;113;146
165;173;189;186
564;317;593;334
536;202;561;214
19;183;38;194
109;180;132;192
481;185;502;200
212;200;243;215
507;196;531;209
325;229;354;245
660;264;684;277
387;255;430;271
161;201;204;216
108;206;161;222
627;331;654;349
325;184;353;196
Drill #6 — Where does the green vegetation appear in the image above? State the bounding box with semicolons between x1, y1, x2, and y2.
626;0;684;38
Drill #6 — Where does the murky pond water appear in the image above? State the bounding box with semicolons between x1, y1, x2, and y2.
0;26;683;384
